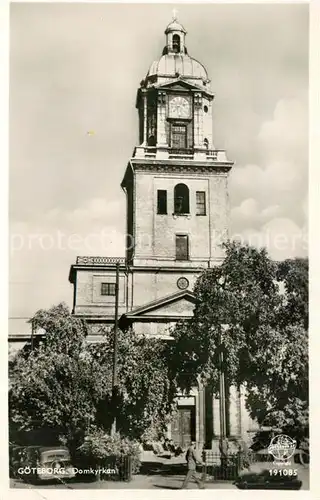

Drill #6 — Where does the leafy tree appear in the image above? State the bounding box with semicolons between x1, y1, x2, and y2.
243;322;308;430
89;328;177;440
170;241;308;437
9;303;111;454
9;304;177;454
277;257;308;329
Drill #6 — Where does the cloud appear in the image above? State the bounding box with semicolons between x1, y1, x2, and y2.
232;198;259;219
236;218;307;261
260;205;281;218
231;199;281;232
229;95;308;258
258;97;308;164
9;197;125;325
10;197;126;260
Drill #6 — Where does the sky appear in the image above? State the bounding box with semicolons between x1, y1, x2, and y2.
9;2;308;333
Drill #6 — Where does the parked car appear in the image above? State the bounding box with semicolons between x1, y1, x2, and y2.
294;449;309;465
10;445;76;483
234;468;302;490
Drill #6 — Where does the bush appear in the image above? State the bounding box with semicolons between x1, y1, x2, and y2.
77;430;141;476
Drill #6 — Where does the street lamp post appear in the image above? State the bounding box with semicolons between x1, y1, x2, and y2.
219;324;229;463
219;329;227;440
30;319;35;351
111;261;120;437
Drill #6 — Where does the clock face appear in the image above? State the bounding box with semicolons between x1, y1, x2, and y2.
169;96;190;119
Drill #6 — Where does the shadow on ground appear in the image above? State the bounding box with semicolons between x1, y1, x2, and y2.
139;461;187;477
153;484;182;490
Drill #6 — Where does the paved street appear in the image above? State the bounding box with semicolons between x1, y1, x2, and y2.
10;475;237;490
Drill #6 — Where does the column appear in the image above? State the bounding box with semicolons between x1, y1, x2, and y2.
193;92;206;161
204;385;214;448
156;91;168;159
228;385;241;438
142;92;147;146
212;396;221;452
198;379;205;449
193;93;201;148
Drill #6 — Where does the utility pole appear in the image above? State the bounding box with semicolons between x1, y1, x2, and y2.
219;324;229;467
30;319;35;351
219;328;226;440
111;261;120;436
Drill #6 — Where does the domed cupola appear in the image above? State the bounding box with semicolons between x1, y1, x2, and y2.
145;14;210;89
163;17;187;55
134;13;223;159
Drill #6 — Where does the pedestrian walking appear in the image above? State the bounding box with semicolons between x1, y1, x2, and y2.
181;441;205;489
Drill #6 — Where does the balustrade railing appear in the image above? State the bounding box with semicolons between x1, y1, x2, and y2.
134;146;223;161
76;256;126;265
168;148;194;156
206;149;218;159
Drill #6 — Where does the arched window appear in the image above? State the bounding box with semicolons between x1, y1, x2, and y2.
172;34;181;53
204;138;209;149
174;183;189;214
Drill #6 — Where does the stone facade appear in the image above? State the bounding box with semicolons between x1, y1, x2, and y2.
127;167;230;268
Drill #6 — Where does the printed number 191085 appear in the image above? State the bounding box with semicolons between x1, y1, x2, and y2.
269;469;297;476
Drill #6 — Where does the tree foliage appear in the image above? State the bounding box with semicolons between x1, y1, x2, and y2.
170;241;308;435
277;257;308;329
9;304;177;453
88;328;177;440
9;303;109;454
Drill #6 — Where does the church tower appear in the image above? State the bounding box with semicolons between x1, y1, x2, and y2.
68;16;251;450
69;15;236;339
121;16;234;312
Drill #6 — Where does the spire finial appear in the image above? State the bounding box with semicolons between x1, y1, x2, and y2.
172;8;178;21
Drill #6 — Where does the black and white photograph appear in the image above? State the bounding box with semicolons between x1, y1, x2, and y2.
8;2;309;492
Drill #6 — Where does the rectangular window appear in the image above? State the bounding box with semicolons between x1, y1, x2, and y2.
196;191;206;215
176;235;189;260
171;124;187;149
101;283;116;296
157;190;167;214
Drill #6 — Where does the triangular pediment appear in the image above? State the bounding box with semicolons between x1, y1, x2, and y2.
155;78;214;97
165;82;192;91
144;297;195;317
123;290;197;320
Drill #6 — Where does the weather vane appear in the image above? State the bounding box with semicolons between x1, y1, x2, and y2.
172;8;178;21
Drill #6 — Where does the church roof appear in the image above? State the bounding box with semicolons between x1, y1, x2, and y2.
165;19;187;34
147;54;208;82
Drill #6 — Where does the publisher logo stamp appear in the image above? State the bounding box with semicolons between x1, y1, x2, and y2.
268;434;297;463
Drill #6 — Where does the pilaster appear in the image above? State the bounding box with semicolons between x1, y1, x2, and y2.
197;378;205;449
193;92;202;147
228;385;241;438
157;91;167;147
142;92;147;146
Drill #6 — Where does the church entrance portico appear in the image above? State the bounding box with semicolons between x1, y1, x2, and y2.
171;405;196;449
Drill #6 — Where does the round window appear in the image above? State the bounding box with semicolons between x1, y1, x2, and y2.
177;277;189;290
204;105;208;113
